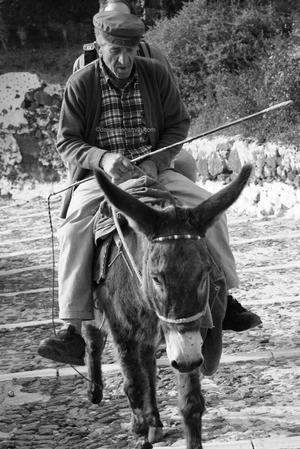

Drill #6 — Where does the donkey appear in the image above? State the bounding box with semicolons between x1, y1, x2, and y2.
83;165;252;449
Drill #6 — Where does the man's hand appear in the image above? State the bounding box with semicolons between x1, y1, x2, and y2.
138;159;158;179
101;153;134;182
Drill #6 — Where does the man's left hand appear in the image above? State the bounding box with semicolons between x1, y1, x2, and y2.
138;160;158;179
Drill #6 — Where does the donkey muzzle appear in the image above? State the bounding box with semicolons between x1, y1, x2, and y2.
164;329;203;373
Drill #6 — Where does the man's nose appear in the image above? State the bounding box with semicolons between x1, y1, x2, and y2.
118;51;129;65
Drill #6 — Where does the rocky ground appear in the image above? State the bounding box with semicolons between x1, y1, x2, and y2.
0;191;300;449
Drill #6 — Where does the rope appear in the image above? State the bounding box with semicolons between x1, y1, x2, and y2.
46;194;210;383
50;99;294;196
112;207;142;285
47;193;58;337
110;210;210;324
47;193;105;388
43;94;292;385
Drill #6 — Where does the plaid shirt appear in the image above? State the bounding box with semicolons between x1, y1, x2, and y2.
97;62;152;160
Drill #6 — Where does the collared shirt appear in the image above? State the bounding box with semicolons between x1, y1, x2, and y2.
96;60;152;160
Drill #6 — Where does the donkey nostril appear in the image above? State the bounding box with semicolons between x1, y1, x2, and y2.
171;360;179;370
171;359;203;372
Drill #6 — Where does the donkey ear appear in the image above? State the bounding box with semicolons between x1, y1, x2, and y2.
191;164;252;232
94;169;163;236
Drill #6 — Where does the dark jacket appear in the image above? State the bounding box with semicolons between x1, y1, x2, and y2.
57;56;190;217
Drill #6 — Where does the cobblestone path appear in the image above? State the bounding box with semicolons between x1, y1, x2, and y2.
0;196;299;449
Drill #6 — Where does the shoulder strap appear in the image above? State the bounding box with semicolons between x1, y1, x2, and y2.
138;41;152;59
77;40;153;71
83;42;98;66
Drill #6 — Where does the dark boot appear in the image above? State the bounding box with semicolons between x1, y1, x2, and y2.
223;295;262;332
38;325;86;365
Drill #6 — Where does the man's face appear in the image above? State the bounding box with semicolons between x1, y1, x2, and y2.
100;41;138;79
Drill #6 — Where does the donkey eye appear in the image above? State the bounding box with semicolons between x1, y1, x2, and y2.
197;273;209;296
151;275;162;285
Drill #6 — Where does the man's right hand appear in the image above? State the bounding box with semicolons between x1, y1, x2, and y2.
100;153;134;182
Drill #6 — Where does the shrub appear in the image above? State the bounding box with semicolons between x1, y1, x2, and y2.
146;0;300;144
202;39;300;142
146;0;280;115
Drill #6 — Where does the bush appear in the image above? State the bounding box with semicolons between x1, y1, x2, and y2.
146;0;279;114
146;0;300;145
203;39;300;142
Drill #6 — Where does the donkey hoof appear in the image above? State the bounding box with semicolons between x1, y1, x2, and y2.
148;426;163;443
139;442;153;449
88;386;103;404
131;420;148;435
131;409;149;435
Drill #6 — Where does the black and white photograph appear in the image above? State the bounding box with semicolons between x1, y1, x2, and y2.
0;1;299;448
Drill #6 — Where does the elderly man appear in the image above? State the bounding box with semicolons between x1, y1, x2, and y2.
73;0;198;183
38;11;261;365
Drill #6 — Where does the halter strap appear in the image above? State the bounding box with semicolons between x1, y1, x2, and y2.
155;273;211;326
111;213;207;325
156;311;205;324
152;234;202;243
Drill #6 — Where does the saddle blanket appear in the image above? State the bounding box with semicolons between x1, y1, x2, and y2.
93;174;175;244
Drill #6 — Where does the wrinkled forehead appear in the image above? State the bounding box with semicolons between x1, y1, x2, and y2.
99;39;138;52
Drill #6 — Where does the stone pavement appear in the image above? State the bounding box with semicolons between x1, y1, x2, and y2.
0;197;299;448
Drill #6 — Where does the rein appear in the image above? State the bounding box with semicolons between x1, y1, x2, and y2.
111;207;142;285
111;214;207;325
46;197;208;388
50;99;294;196
47;195;104;385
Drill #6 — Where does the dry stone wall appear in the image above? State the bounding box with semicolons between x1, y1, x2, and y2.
186;137;300;219
185;136;300;188
1;72;300;200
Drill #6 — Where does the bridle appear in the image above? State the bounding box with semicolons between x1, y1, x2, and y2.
46;198;210;388
152;234;202;243
112;209;209;325
155;275;210;325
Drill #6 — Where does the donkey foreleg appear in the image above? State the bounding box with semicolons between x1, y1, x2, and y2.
115;338;152;436
140;343;163;443
83;322;107;404
176;370;205;449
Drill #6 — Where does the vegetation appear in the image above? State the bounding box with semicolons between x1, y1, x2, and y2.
1;0;300;189
146;0;300;143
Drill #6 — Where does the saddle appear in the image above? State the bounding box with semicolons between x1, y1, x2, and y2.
93;174;175;283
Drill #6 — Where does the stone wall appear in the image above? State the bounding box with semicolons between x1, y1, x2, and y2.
1;72;300;197
185;136;300;188
0;72;64;189
185;136;300;218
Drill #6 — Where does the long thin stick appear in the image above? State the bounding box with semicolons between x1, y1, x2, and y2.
51;99;293;196
134;99;293;162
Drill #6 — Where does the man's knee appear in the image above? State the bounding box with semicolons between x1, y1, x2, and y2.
174;149;197;182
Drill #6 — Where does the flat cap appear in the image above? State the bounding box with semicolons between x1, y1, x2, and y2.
93;11;145;46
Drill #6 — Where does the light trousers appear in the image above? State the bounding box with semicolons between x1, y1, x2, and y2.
58;169;239;320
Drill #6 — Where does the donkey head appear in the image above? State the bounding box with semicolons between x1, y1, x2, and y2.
95;165;252;372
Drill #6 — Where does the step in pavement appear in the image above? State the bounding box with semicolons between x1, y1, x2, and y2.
2;260;300;277
0;348;299;383
1;202;300;448
153;435;300;448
